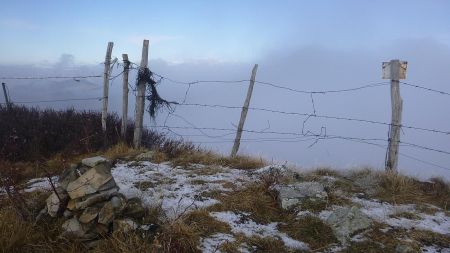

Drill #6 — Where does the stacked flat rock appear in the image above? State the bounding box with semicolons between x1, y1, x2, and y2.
42;156;146;244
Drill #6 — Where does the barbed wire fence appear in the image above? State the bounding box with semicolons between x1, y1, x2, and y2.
1;52;450;172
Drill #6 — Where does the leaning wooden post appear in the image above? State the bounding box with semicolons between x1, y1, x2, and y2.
2;82;11;110
230;64;258;157
102;42;114;137
383;59;407;171
133;40;149;148
121;54;130;141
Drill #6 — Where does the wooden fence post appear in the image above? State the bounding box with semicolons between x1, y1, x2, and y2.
230;64;258;157
121;54;130;141
2;82;11;109
383;59;407;171
102;42;114;138
133;40;149;148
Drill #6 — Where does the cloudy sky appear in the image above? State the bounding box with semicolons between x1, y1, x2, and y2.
1;1;450;179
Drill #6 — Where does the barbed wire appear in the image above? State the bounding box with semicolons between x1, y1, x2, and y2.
176;102;450;135
149;124;450;171
400;81;450;96
2;97;103;104
147;124;450;155
0;75;102;80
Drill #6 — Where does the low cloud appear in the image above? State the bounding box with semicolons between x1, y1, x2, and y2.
1;39;449;180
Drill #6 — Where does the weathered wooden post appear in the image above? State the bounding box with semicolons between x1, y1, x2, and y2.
2;82;11;109
383;59;407;171
230;64;258;157
133;40;149;148
121;54;130;141
102;42;114;137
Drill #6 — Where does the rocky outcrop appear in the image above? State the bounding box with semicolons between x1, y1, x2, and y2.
274;182;327;210
41;156;146;244
325;206;372;244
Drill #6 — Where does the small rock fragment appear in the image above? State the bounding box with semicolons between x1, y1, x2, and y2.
113;218;139;233
81;156;109;167
62;218;86;238
326;206;372;245
274;182;327;210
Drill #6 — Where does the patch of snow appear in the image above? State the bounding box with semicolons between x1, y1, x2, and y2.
210;211;309;251
253;164;287;174
421;245;450;253
112;161;254;219
297;210;314;218
199;233;235;253
24;176;58;192
351;197;450;235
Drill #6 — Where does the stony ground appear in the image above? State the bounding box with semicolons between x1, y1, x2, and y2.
26;159;450;253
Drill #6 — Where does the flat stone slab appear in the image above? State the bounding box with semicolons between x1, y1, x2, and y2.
275;182;327;210
326;206;372;244
46;189;68;217
98;201;115;225
66;163;113;199
81;156;109;168
62;218;86;238
79;207;100;223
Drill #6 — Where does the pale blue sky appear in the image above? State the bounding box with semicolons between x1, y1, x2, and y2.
1;0;449;64
1;1;450;178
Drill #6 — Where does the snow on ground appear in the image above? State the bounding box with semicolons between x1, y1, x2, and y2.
199;233;236;252
421;245;450;253
210;211;309;251
350;197;450;235
112;161;254;219
24;176;58;192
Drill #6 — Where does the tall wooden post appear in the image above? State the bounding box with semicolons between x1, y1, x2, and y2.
121;54;130;141
2;82;11;109
230;64;258;157
102;42;114;136
383;59;407;171
133;40;149;148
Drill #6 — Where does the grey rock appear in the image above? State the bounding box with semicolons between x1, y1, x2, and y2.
63;210;73;218
46;189;68;217
395;244;416;253
326;206;372;245
62;218;86;238
275;182;327;210
135;151;155;161
66;162;113;199
75;187;119;210
97;178;117;192
81;156;110;167
110;194;127;214
113;218;138;233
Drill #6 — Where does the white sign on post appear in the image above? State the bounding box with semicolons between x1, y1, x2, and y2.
382;60;408;80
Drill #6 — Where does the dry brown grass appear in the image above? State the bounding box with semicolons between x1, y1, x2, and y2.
279;216;337;251
376;171;450;210
170;149;266;170
102;142;145;160
208;183;282;224
342;221;450;253
93;231;153;253
0;208;84;253
218;234;291;253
